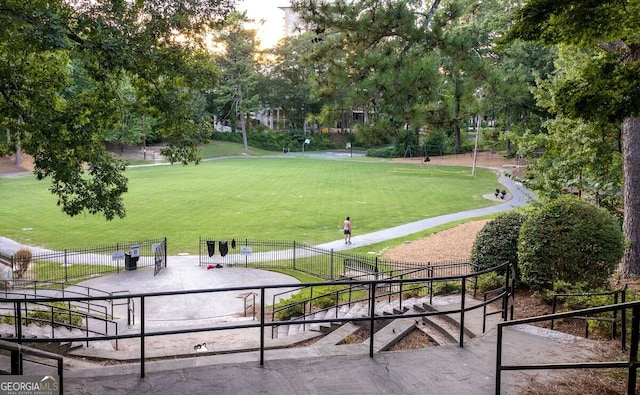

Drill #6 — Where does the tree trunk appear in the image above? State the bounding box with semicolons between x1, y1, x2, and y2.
240;112;248;152
14;145;21;166
621;117;640;277
453;75;462;151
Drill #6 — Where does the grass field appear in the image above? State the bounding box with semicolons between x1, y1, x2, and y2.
0;151;504;255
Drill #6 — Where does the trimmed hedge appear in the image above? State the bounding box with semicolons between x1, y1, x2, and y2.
518;195;624;290
211;130;335;152
471;212;526;283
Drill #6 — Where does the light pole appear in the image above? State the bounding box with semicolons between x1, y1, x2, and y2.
471;116;479;176
302;138;310;155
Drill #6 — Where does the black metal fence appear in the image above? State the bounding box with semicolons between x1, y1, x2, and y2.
198;237;471;281
1;238;167;284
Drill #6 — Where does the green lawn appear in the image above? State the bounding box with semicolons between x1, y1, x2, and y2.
0;155;503;255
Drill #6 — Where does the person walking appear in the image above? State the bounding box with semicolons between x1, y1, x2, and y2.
343;216;352;244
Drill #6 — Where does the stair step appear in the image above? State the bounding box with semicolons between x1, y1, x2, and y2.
276;324;289;339
416;319;458;346
313;323;361;347
364;312;418;352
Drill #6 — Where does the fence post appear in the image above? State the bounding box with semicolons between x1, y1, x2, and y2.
293;241;296;270
15;302;22;345
163;237;167;268
375;257;379;281
260;288;265;366
64;249;68;282
330;249;334;280
503;263;511;322
369;282;376;358
459;277;466;347
623;287;628;350
495;323;504;395
627;305;640;394
140;296;145;378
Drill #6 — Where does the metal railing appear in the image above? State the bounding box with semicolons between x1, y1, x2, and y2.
0;281;124;349
550;285;627;344
0;263;512;379
2;238;167;283
269;261;487;328
495;301;640;395
0;339;64;393
198;237;470;281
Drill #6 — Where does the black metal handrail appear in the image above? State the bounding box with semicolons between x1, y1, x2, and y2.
0;339;64;394
495;301;640;395
269;265;435;336
270;262;502;340
1;298;119;349
551;284;627;345
0;265;512;378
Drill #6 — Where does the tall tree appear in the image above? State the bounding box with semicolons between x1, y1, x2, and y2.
259;33;321;130
291;0;444;146
0;0;233;219
210;12;260;152
506;1;640;277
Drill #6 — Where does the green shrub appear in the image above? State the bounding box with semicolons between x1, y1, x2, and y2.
475;272;504;294
432;281;462;295
26;302;84;327
518;195;624;291
471;212;526;284
2;302;84;328
312;286;342;309
401;285;426;300
274;293;307;320
367;146;395;158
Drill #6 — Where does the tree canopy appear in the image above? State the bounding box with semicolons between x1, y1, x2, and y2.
289;0;553;154
0;0;234;219
506;0;640;277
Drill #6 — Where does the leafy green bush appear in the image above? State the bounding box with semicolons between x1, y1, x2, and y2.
274;285;348;320
431;281;461;295
518;195;624;291
475;272;504;294
2;302;84;328
210;130;336;152
311;286;343;309
367;146;395;158
274;293;307;320
401;284;427;300
471;212;526;284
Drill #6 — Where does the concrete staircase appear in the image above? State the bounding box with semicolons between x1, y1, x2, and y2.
274;294;504;351
0;316;119;354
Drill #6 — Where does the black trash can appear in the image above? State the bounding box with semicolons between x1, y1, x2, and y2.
125;253;138;271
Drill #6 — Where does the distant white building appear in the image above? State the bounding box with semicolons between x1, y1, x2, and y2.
278;4;302;38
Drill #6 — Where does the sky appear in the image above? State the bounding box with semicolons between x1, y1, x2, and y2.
237;0;290;49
